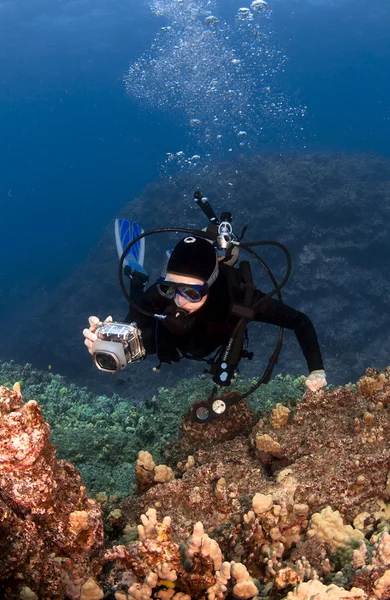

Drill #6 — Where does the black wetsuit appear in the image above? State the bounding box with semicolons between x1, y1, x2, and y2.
124;265;324;373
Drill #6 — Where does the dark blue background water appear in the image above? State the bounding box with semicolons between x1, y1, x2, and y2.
1;0;389;323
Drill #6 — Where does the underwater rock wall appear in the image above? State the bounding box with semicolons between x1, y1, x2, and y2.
1;365;390;599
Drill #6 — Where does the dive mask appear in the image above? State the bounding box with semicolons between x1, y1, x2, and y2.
157;277;209;303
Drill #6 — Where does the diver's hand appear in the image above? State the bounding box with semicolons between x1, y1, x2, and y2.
83;315;112;355
305;369;327;391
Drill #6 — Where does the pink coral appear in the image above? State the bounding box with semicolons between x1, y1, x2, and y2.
0;385;104;600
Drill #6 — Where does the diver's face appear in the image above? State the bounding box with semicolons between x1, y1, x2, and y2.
165;272;208;313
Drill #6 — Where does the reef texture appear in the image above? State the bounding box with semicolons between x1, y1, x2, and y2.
0;384;104;600
1;366;390;599
109;367;390;599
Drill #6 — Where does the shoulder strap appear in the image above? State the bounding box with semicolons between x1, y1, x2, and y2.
208;261;256;386
219;261;255;319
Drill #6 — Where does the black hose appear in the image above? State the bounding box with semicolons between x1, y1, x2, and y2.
118;227;291;402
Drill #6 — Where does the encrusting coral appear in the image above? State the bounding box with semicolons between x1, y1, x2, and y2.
0;384;104;600
1;365;390;599
135;451;175;493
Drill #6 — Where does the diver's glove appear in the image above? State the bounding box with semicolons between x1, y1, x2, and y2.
83;315;112;355
305;369;327;391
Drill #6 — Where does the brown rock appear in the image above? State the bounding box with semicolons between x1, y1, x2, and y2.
0;386;104;599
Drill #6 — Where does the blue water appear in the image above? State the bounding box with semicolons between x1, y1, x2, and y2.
1;0;389;339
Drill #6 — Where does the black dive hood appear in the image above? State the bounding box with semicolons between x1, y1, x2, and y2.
117;194;292;406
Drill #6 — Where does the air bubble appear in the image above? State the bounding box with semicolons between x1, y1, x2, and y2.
251;0;269;11
204;15;219;26
237;7;251;18
126;0;307;168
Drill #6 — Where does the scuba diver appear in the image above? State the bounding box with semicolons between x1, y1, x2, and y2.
83;192;327;421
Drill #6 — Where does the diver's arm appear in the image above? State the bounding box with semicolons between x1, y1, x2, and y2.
252;291;324;373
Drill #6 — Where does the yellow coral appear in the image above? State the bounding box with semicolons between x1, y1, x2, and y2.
270;403;291;430
207;562;231;600
352;543;368;570
374;501;390;523
284;579;366;599
136;451;175;487
371;531;390;570
19;587;38;600
69;510;89;535
13;382;21;393
231;562;259;599
155;590;174;600
187;521;222;571
357;372;386;399
137;451;155;472
307;507;364;551
293;504;310;517
252;493;273;515
353;512;370;531
154;465;175;484
96;492;108;504
184;455;195;470
373;569;390;599
138;508;171;541
256;433;282;454
80;578;104;600
129;572;158;600
215;478;227;502
276;468;294;483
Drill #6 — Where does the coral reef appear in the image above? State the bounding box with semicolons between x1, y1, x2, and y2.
1;365;390;599
101;366;390;598
0;384;104;600
0;360;306;496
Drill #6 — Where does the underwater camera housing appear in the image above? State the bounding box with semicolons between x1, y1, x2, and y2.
92;321;145;374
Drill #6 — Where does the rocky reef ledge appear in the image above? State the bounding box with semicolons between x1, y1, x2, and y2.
1;367;390;600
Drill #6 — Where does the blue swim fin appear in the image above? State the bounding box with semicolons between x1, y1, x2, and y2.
115;219;148;277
